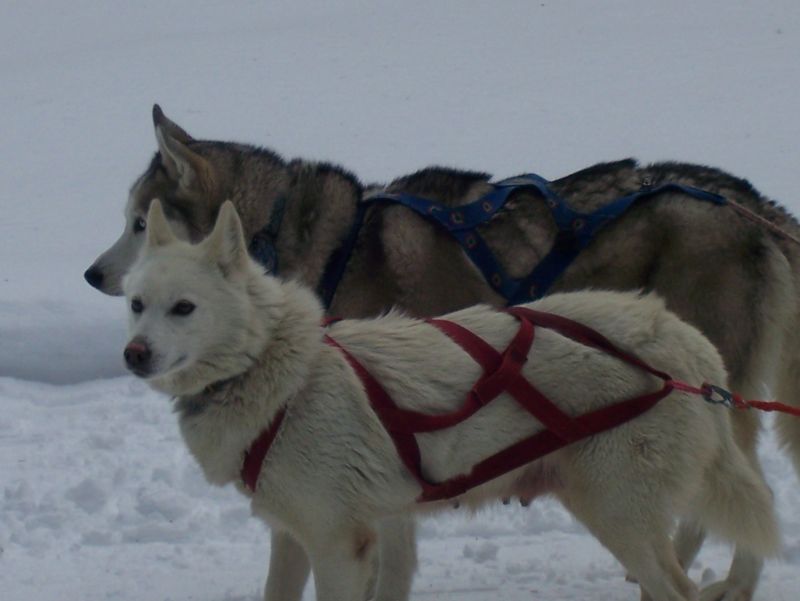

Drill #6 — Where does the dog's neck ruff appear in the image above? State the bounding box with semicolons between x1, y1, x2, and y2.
240;308;678;501
311;174;728;309
174;371;249;418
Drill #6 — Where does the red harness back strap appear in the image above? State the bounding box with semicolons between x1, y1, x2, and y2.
326;307;676;503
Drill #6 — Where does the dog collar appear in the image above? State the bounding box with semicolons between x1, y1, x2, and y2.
241;407;287;493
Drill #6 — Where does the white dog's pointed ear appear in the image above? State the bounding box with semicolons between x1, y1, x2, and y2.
153;105;215;195
204;201;249;275
145;199;177;248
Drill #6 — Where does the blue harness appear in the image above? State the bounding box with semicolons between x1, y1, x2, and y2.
250;173;728;309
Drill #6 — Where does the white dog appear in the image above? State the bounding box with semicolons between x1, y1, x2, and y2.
123;200;779;601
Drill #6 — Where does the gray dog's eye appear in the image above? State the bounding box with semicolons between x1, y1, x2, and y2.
133;217;146;233
171;300;196;316
131;298;144;313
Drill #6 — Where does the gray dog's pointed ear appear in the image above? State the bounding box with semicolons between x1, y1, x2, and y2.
146;199;177;248
153;106;216;196
204;201;249;275
152;105;193;144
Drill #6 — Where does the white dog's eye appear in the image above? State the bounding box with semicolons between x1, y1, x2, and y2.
131;298;144;314
171;300;196;316
133;217;146;233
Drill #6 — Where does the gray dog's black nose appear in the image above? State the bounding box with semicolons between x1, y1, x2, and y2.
124;340;152;373
84;266;104;289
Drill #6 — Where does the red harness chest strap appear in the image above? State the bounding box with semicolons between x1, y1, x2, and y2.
241;407;286;493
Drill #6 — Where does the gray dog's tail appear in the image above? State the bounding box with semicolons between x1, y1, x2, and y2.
776;389;800;479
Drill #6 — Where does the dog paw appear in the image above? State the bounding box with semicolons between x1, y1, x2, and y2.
698;580;754;601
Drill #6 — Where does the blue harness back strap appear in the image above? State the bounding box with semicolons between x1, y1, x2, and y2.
501;177;727;304
275;173;728;309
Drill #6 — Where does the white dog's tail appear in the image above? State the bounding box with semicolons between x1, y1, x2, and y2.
693;439;780;557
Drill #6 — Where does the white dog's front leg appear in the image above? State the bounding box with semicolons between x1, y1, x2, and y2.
264;529;311;601
374;516;417;601
309;529;377;601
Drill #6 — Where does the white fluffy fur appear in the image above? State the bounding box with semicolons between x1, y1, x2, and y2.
123;201;780;601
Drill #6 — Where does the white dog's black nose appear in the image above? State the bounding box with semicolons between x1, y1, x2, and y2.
84;266;104;289
124;339;152;374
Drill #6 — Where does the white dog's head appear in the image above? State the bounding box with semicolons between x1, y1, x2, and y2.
122;199;276;397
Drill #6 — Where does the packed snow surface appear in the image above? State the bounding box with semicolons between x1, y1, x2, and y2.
2;1;800;599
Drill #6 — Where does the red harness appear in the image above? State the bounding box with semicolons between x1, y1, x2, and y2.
241;307;682;498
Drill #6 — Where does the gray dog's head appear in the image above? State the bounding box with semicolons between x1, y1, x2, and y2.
85;105;223;295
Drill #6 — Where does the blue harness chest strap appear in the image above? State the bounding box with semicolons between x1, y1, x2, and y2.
249;194;288;274
317;202;369;308
316;187;521;306
314;173;729;309
357;189;523;299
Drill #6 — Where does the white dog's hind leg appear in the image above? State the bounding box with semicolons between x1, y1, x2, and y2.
562;482;698;601
601;530;696;601
690;414;778;601
373;515;417;601
591;519;696;601
629;520;704;601
264;529;311;601
697;551;763;601
677;522;764;601
673;520;705;571
670;416;775;601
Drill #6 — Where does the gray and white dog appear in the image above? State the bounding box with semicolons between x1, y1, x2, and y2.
87;105;800;601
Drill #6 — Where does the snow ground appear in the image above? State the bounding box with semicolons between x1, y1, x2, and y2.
2;376;799;601
2;1;800;599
